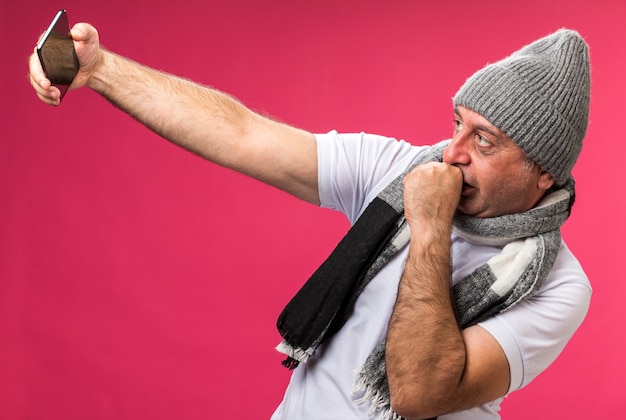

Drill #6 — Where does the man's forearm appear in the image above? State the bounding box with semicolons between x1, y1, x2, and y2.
386;223;466;419
85;49;320;204
87;50;254;164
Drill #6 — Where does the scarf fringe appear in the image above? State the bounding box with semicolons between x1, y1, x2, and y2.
275;340;315;369
353;372;403;420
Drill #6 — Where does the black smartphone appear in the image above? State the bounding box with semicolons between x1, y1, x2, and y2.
36;10;79;101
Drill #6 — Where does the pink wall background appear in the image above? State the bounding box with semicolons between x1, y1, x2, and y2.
2;0;624;418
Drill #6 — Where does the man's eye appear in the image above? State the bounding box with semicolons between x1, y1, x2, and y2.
453;119;462;132
477;135;491;145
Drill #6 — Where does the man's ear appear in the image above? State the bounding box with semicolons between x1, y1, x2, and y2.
538;171;555;191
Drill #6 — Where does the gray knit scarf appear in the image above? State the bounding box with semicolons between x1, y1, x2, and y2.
276;141;575;419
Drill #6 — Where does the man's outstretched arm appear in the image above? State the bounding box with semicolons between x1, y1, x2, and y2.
29;23;320;205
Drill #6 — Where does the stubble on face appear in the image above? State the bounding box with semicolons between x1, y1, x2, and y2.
445;107;545;218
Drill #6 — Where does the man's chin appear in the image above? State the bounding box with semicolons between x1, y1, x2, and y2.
456;201;490;218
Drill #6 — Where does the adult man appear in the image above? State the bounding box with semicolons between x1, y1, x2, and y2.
29;23;591;420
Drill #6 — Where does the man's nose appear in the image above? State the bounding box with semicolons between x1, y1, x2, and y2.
443;135;471;166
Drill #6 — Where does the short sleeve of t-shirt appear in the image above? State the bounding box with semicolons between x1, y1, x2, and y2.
478;244;591;392
315;130;428;223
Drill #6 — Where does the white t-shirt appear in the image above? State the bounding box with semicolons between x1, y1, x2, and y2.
271;131;591;419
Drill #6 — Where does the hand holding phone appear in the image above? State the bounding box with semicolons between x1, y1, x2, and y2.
36;10;79;101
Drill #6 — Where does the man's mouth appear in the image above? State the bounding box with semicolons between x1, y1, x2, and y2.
461;182;475;195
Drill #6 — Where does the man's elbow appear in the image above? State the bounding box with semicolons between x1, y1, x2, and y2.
388;385;442;420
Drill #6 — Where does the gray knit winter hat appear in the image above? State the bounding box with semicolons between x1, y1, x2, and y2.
453;29;590;186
